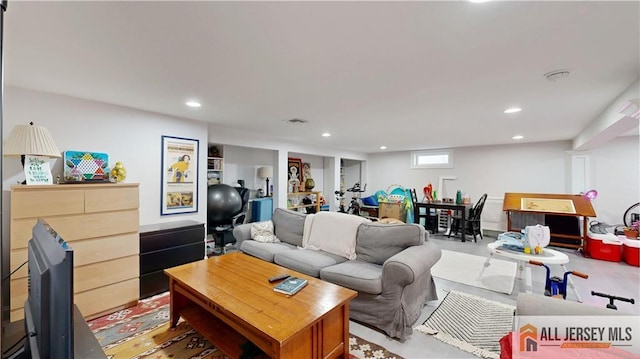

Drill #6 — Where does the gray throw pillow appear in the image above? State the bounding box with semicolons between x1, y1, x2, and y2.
272;208;306;247
355;222;425;264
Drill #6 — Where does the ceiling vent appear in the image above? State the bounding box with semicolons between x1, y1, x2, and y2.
544;70;571;82
284;118;308;124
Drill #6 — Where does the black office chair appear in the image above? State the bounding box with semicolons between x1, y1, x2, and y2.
448;193;488;242
207;184;250;253
410;188;439;233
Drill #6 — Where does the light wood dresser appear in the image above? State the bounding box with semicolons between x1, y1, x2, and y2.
9;183;140;321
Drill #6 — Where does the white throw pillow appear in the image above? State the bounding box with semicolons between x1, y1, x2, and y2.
251;221;280;243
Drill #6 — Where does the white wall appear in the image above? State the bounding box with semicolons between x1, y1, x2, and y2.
589;135;639;225
2;87;209;227
365;139;639;230
207;124;368;210
221;144;275;193
343;159;362;191
4;87;636;232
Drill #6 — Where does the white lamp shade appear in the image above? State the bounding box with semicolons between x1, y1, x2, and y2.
258;166;273;178
3;122;61;158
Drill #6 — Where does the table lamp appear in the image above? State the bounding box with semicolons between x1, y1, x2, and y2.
3;122;61;183
583;189;598;201
258;166;273;197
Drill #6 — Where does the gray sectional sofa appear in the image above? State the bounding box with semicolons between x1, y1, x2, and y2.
233;208;442;340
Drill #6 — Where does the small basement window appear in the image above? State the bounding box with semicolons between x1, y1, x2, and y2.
411;149;453;169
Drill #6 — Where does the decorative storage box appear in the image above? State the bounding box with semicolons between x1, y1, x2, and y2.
621;236;640;267
379;202;406;222
586;231;622;262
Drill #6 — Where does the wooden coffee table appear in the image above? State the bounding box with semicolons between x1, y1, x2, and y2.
164;252;357;359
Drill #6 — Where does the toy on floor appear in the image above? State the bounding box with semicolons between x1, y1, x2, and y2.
590;291;635;310
529;260;588;300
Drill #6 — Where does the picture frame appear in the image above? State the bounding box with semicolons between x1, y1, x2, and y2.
161;135;199;215
287;157;303;192
302;162;311;184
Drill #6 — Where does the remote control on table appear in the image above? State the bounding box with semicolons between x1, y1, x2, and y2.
268;274;291;283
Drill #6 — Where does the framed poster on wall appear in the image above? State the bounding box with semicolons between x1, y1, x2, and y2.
161;135;199;215
287;157;302;192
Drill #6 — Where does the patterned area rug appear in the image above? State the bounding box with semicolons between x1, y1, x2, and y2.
415;290;515;359
88;292;403;359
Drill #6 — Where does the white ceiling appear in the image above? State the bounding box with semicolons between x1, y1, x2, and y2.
4;1;639;153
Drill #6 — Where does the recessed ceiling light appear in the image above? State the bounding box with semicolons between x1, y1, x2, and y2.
469;0;491;3
322;132;331;137
380;146;387;150
512;135;524;140
185;101;201;108
504;108;522;114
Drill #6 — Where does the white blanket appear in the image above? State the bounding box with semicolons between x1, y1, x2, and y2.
302;211;370;259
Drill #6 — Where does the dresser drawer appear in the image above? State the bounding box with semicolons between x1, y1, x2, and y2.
75;256;139;293
75;278;139;319
141;242;204;274
72;233;139;266
46;209;139;240
11;188;84;219
140;221;205;252
85;185;139;213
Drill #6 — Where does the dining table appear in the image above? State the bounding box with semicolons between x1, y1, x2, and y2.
413;201;472;241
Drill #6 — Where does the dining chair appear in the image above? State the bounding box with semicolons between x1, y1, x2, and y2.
448;193;488;241
410;188;439;233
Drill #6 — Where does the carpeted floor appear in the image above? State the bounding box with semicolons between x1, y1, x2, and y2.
415;290;515;359
88;292;403;359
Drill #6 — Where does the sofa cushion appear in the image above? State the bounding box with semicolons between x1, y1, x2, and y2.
274;249;347;277
272;208;306;247
355;223;425;265
320;260;382;295
240;241;297;262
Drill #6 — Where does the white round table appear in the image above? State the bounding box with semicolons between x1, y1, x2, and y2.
479;241;583;302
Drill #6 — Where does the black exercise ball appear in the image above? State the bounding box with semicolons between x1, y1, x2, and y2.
207;184;243;224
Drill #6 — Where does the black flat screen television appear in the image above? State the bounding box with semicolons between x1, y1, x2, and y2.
24;219;74;359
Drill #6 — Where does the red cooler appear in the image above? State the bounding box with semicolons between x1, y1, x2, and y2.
586;231;622;262
621;236;640;267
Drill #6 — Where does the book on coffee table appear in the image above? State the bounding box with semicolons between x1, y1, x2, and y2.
273;276;308;295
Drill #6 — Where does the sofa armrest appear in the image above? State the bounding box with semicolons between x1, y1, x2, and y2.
382;240;442;286
232;223;253;249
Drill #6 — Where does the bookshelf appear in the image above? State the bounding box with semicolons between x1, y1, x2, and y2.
287;191;321;213
207;157;223;185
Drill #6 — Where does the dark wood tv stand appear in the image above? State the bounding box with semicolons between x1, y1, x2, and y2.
1;304;106;358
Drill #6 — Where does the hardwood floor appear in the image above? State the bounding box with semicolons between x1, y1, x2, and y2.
349;233;640;359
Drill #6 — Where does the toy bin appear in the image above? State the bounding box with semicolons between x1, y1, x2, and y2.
586;231;622;262
621;236;640;267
